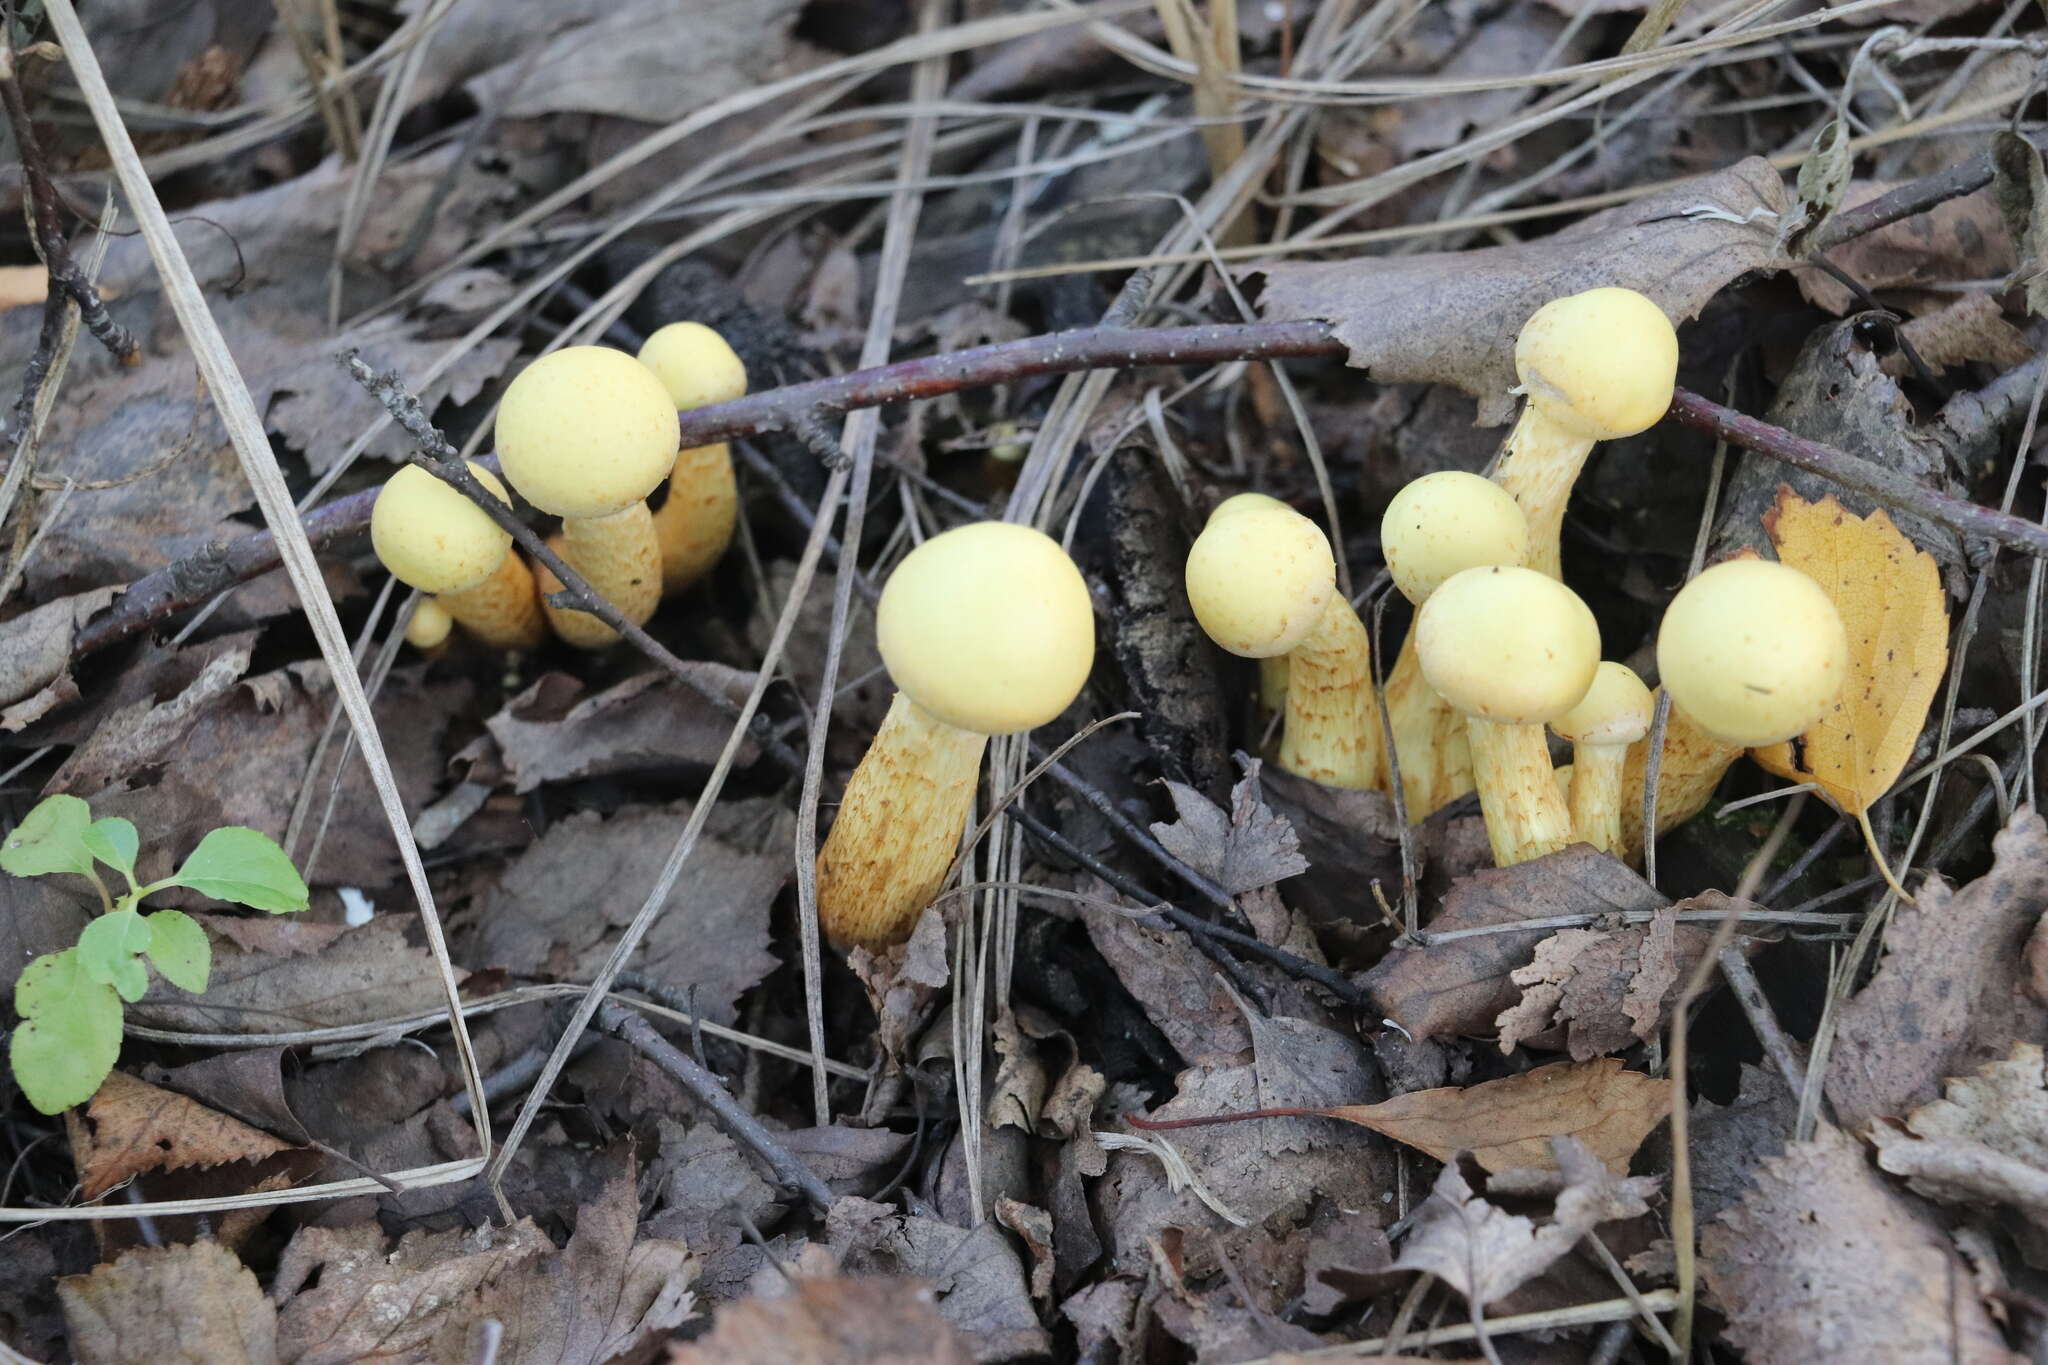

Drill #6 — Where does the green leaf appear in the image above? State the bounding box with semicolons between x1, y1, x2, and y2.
140;910;210;994
169;827;309;914
0;794;95;880
77;910;152;1002
8;977;122;1114
82;817;139;879
15;947;86;1017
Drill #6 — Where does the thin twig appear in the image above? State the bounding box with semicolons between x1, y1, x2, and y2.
596;1004;835;1212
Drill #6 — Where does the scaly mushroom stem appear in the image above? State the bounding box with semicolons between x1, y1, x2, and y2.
438;548;547;649
1381;634;1471;819
1568;744;1629;854
1278;595;1380;788
1493;412;1591;580
652;443;737;593
1618;699;1742;863
817;692;988;950
537;505;664;649
1468;717;1576;864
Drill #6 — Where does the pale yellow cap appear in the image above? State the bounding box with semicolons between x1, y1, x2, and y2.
405;597;454;649
371;462;515;594
1657;558;1848;746
1381;471;1530;604
1207;491;1288;522
1515;287;1678;441
876;522;1094;735
637;322;748;410
1552;660;1653;747
1417;565;1600;725
1186;503;1335;659
496;346;681;519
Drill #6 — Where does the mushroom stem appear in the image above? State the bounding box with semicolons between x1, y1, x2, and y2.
538;505;664;649
1567;743;1629;854
1278;595;1381;789
817;692;988;950
1381;634;1471;819
1468;717;1575;865
1493;411;1590;581
1618;699;1742;862
438;549;547;649
652;443;738;593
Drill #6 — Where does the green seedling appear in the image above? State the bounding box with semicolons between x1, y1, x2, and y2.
3;794;308;1114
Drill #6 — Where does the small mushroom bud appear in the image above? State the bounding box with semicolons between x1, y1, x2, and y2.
817;522;1094;950
1377;471;1531;819
1621;558;1849;856
1186;499;1380;789
1499;288;1677;578
1550;662;1653;855
637;322;746;594
404;598;454;651
370;463;545;649
1416;565;1600;865
496;346;679;648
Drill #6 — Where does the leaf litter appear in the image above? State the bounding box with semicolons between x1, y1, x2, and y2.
2;0;2047;1360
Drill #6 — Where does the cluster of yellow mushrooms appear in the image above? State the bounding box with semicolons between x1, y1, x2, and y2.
367;285;1853;954
369;321;746;654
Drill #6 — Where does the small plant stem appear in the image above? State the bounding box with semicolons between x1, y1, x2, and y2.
82;868;111;914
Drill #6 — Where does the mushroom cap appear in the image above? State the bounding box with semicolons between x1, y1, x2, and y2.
371;463;515;594
1514;287;1679;441
1552;660;1654;747
496;346;682;519
1416;565;1601;725
876;522;1094;735
637;322;749;410
1381;471;1530;603
1656;558;1848;746
1207;491;1288;522
1185;502;1336;659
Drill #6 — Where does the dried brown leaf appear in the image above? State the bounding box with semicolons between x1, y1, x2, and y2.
1251;159;1787;424
1871;1043;2048;1220
1496;902;1715;1059
1702;1127;2020;1363
0;585;119;719
1327;1058;1670;1171
668;1273;972;1365
59;1240;276;1365
1828;810;2048;1127
1362;846;1665;1041
1800;182;2014;314
470;798;789;1024
65;1070;291;1200
827;1196;1049;1360
1150;758;1309;895
126;913;465;1034
485;665;758;792
1391;1139;1657;1309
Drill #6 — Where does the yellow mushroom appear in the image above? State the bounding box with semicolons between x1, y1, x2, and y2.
370;463;545;649
1416;565;1600;865
1377;471;1531;819
1621;558;1849;857
1551;661;1653;855
637;322;746;594
404;597;454;651
817;522;1094;950
1498;288;1678;579
1185;498;1379;789
496;346;680;648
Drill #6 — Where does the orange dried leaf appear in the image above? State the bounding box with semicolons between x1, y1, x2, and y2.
1322;1058;1670;1172
1751;490;1948;816
64;1070;291;1200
